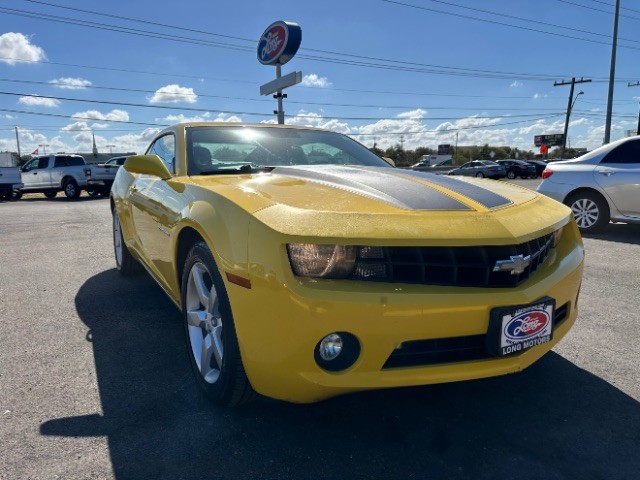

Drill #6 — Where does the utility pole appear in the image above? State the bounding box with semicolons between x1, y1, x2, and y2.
14;126;21;159
604;0;621;144
628;81;640;135
554;77;591;159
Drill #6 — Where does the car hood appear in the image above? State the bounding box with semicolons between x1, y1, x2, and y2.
189;165;569;242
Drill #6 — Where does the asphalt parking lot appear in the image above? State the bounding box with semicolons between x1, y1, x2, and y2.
1;181;639;480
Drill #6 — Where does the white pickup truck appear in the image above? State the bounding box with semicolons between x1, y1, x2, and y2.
0;167;23;200
86;156;127;197
17;154;91;199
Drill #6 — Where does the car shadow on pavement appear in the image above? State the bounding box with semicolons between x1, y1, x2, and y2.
582;223;640;246
40;270;640;480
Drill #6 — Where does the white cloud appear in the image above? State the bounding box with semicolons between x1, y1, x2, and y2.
0;33;46;65
301;74;332;88
286;110;351;133
60;121;108;132
18;95;60;108
61;121;92;132
396;109;427;120
49;77;92;90
162;112;211;123
72;109;129;122
149;84;197;104
533;93;548;100
510;81;523;88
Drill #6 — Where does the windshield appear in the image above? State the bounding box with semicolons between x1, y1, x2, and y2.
186;126;390;175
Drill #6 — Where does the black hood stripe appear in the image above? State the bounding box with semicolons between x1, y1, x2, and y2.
399;170;513;209
272;166;471;211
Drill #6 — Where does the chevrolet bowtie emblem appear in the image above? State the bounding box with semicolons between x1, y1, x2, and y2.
493;254;531;275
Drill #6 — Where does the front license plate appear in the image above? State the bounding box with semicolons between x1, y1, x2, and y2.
486;297;555;356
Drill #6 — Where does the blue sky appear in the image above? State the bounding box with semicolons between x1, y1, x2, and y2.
1;0;639;156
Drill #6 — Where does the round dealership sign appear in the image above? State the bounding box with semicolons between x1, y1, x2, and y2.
257;21;302;66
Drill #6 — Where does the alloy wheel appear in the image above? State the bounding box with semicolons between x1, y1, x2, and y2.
185;262;224;384
571;198;599;229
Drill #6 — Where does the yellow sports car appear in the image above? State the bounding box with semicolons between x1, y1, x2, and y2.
110;123;584;406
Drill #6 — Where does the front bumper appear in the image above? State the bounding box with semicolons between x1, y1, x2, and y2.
230;223;584;403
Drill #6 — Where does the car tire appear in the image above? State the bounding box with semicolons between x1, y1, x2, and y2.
12;191;22;200
181;242;256;407
520;175;529;179
87;188;100;197
63;179;81;199
100;189;110;198
507;171;516;179
44;191;57;198
112;210;142;275
566;191;610;233
475;172;484;178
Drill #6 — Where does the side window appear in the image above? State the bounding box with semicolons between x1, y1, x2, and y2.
22;158;39;171
37;157;49;169
147;134;175;173
601;140;640;164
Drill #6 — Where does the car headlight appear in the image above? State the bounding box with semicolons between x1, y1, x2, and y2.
552;226;564;247
287;244;357;278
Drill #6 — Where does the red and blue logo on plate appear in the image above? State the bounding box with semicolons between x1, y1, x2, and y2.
257;21;302;66
503;310;550;341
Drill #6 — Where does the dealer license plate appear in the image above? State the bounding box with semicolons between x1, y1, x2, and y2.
486;298;555;356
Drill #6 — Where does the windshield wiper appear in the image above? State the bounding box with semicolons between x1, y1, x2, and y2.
198;164;275;175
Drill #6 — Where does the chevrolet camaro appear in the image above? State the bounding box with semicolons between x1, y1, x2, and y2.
110;123;584;406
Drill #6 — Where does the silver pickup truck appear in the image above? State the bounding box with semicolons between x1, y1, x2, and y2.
17;154;91;199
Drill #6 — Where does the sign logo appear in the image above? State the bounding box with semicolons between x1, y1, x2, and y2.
504;310;550;341
257;21;302;66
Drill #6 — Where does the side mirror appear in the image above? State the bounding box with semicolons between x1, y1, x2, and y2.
124;155;172;180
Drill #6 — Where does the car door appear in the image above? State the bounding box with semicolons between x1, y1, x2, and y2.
21;156;51;189
594;139;640;217
129;133;182;286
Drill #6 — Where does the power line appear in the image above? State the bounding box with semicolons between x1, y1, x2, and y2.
1;109;567;136
412;0;640;45
555;0;640;22
0;2;627;82
381;0;640;51
0;77;571;111
1;90;566;121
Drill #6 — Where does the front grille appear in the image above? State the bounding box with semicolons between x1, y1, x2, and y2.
382;302;570;369
352;233;553;288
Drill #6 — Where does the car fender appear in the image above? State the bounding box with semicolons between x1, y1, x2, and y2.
172;198;251;302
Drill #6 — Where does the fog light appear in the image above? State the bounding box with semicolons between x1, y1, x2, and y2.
319;333;343;361
314;332;361;372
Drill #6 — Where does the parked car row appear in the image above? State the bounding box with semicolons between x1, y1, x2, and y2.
446;159;544;179
3;154;126;200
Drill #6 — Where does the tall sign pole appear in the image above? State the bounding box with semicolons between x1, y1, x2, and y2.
604;0;620;144
257;21;302;124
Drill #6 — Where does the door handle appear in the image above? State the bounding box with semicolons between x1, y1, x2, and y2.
598;170;615;176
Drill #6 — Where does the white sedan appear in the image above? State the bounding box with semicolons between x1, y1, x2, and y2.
537;136;640;233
